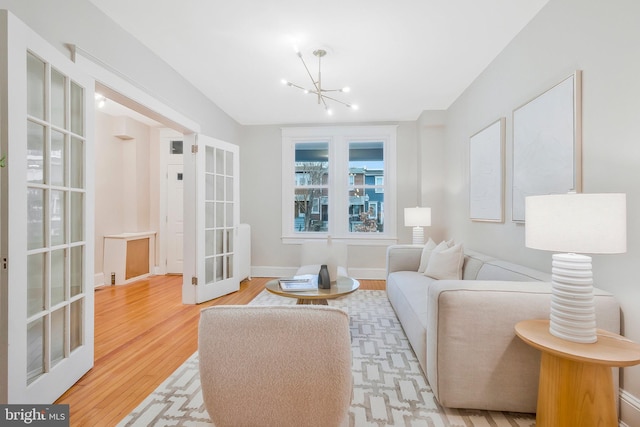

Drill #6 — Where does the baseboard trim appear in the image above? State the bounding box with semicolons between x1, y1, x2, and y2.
250;266;386;280
250;267;299;278
620;388;640;427
94;272;105;288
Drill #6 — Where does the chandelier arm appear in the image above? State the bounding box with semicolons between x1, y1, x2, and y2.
286;82;309;91
297;53;322;98
319;94;352;107
317;53;322;105
320;95;330;111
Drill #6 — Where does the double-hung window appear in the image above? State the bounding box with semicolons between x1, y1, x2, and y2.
282;126;397;244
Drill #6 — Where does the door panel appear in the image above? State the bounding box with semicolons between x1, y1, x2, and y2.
167;164;184;273
182;134;239;304
0;11;94;403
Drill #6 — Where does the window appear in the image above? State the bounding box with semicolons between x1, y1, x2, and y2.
282;126;397;244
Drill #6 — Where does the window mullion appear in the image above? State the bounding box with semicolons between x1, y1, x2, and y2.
330;135;345;237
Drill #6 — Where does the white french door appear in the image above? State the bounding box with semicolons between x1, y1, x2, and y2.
0;11;95;402
182;134;239;304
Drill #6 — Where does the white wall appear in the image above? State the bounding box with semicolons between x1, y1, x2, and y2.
442;0;640;422
417;110;447;242
94;112;154;278
240;122;423;278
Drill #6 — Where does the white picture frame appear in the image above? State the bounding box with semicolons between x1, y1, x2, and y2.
512;71;582;222
469;118;505;222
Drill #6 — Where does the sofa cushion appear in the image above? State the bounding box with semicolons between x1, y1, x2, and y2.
476;260;551;282
424;243;464;280
386;271;435;373
461;251;494;279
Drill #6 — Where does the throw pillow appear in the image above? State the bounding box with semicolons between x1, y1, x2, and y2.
417;238;437;273
418;239;455;273
424;243;465;280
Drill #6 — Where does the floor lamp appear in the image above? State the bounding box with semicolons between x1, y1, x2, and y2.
525;193;626;343
404;207;431;245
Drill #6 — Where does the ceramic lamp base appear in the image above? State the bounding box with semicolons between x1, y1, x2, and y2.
411;227;424;245
549;253;597;343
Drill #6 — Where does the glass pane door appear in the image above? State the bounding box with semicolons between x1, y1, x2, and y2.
26;51;88;384
1;11;94;403
182;134;239;304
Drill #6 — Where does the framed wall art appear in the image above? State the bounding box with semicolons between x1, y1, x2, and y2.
512;71;582;222
469;118;505;222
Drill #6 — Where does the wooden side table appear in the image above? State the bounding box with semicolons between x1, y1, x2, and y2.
515;319;640;427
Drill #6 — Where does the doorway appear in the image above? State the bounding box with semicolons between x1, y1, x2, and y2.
94;97;184;284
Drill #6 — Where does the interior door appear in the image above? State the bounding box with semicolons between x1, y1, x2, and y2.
166;164;184;273
182;134;239;304
0;11;95;402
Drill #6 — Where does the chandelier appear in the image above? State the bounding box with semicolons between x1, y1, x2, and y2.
281;48;358;115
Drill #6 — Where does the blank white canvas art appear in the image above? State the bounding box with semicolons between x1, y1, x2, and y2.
512;72;580;222
470;118;504;222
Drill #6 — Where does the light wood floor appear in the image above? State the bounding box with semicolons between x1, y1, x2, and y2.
55;275;386;426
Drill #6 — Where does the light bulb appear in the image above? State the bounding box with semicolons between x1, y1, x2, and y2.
341;87;351;93
351;104;359;110
326;108;334;116
95;94;107;108
281;79;288;85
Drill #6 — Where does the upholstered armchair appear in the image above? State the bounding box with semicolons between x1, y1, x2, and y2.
198;305;353;427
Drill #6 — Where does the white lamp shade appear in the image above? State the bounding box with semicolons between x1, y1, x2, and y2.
525;193;626;254
404;207;431;227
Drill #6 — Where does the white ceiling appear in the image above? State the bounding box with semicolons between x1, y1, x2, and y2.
89;0;549;126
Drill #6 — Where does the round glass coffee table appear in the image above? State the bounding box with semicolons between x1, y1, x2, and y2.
265;276;360;305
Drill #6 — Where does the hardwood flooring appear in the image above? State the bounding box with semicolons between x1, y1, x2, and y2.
55;275;385;426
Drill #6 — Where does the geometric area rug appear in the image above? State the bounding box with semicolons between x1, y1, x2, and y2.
118;290;536;426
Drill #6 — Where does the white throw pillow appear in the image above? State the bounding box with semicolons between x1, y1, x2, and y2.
418;239;455;273
417;238;437;272
424;243;465;280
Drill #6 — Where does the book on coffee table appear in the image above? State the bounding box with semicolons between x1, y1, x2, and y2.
279;275;318;291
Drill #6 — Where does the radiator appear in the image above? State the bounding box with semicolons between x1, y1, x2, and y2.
238;223;251;281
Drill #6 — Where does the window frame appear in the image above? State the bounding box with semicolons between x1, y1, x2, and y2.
281;125;397;245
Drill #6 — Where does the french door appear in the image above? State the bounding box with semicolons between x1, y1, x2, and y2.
0;11;95;402
182;134;240;304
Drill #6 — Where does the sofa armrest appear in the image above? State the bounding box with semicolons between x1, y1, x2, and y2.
426;280;620;412
386;245;422;277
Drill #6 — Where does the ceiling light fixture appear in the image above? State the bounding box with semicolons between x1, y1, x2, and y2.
95;93;107;109
281;48;358;115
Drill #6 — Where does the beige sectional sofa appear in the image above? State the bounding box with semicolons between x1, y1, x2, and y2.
386;244;621;413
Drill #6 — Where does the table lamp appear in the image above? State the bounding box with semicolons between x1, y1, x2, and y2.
525;193;626;343
404;207;431;245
